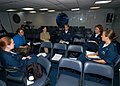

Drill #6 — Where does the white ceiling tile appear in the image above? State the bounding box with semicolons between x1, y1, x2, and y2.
0;0;120;11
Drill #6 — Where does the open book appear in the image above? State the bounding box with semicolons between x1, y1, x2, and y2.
86;55;101;60
51;54;63;61
86;51;101;60
87;55;100;59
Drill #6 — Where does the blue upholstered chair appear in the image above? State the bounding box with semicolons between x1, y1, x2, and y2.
66;45;83;59
55;58;82;86
39;42;53;59
29;56;51;86
83;62;114;86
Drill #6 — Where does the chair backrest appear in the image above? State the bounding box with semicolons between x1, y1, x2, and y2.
0;65;6;82
66;45;83;58
0;80;6;86
39;42;53;52
58;58;82;74
67;45;83;53
37;56;51;75
53;43;67;50
0;65;5;72
52;43;67;57
84;62;114;79
114;55;120;68
73;37;85;42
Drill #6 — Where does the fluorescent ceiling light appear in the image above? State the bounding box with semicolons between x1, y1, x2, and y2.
29;11;36;13
90;6;100;9
95;0;112;4
6;9;17;11
22;7;34;10
39;8;48;11
48;10;55;12
71;8;80;11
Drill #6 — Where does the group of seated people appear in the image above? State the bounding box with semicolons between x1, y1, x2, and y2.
0;23;119;85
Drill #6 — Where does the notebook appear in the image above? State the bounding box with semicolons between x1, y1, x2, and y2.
86;55;101;60
51;54;63;61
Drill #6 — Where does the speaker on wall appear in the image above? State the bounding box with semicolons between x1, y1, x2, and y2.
106;13;113;23
13;14;21;24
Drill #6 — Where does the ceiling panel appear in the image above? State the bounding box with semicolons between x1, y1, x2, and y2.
0;0;120;11
77;0;96;9
98;0;120;9
0;0;20;3
47;0;61;4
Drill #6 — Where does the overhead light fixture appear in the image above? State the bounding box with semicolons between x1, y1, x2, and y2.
22;7;34;10
90;6;100;9
71;8;80;11
6;9;17;11
29;11;36;13
39;8;48;11
95;0;112;4
48;10;55;12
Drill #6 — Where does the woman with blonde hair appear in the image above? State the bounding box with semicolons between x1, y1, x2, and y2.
78;29;118;66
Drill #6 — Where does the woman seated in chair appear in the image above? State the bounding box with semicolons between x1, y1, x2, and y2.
83;24;103;52
0;36;37;77
78;29;119;85
78;29;118;66
40;26;50;53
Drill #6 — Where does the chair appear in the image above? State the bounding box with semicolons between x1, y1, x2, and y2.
51;43;67;61
84;28;93;40
113;55;120;86
6;67;26;83
0;61;25;86
0;65;7;85
83;62;114;86
114;55;120;68
30;56;51;86
0;80;6;86
39;42;53;59
119;68;120;86
73;37;86;45
66;45;83;59
55;58;82;86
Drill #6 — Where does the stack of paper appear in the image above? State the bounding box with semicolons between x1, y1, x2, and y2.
86;51;95;55
59;40;69;44
37;53;47;57
87;55;100;59
33;42;41;45
69;58;77;60
51;54;62;61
